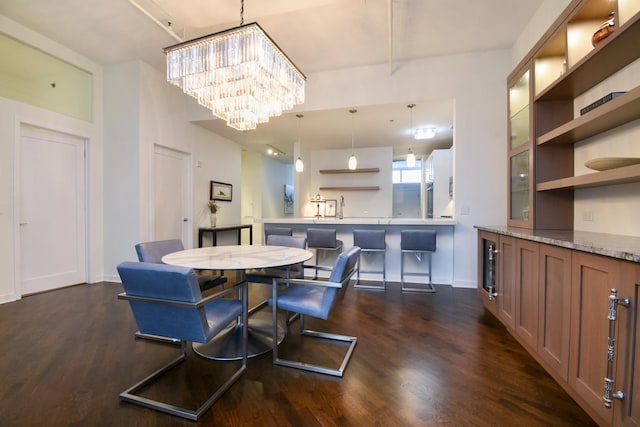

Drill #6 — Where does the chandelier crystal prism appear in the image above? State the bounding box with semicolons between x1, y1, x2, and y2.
164;22;306;131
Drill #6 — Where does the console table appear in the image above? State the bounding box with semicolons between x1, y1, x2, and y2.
198;224;253;247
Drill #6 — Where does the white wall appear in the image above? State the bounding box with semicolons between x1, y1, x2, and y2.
307;146;393;218
102;60;243;281
0;15;104;303
512;0;573;67
294;51;510;288
261;157;293;219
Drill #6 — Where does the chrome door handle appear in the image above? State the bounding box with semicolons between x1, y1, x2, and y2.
603;288;630;408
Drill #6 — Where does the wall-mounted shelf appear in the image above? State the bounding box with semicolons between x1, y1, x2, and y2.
535;12;640;101
537;86;640;146
319;186;380;191
537;163;640;191
319;168;380;174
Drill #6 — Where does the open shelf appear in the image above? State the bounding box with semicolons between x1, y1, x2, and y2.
535;12;640;101
537;85;640;145
537;163;640;191
319;168;380;174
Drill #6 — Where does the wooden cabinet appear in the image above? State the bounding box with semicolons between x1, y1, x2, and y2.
477;229;640;426
569;253;640;426
570;252;625;424
497;236;517;328
538;244;572;381
477;230;499;316
508;0;640;230
477;231;517;326
515;239;539;349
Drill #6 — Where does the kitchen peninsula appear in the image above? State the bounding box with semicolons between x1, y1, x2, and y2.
258;217;456;285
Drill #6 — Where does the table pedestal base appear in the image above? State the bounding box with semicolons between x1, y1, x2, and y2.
192;309;285;360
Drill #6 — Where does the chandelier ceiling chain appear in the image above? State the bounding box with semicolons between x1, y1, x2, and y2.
164;0;306;131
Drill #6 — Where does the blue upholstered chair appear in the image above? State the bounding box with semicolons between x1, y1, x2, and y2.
270;246;360;377
400;230;437;293
134;239;228;342
246;235;308;284
263;227;293;243
305;228;343;279
135;239;227;291
117;261;248;421
352;229;386;290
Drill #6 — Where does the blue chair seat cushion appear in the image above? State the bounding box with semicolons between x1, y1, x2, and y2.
204;299;243;339
269;285;336;320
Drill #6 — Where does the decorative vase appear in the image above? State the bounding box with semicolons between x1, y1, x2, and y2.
592;12;615;47
210;213;217;227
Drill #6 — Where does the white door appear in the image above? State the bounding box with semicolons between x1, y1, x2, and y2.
19;125;86;295
153;145;191;245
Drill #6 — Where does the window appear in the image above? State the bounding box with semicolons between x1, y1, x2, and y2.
392;159;422;183
392;159;422;218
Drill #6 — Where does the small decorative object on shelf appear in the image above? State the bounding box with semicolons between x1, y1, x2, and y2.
579;91;625;115
591;12;615;47
584;157;640;172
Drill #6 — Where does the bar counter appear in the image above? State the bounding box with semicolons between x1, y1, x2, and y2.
256;217;457;284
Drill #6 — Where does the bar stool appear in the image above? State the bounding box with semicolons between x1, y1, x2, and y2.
305;228;343;279
353;229;386;290
400;230;436;293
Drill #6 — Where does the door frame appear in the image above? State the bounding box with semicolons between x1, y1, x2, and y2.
13;121;89;297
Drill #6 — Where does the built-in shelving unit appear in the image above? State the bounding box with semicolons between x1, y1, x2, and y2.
508;0;640;230
537;86;640;146
319;168;380;174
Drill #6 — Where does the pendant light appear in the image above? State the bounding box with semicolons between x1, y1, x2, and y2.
348;109;358;170
295;114;304;172
406;104;416;167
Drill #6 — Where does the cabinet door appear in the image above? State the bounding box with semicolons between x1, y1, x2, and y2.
538;244;571;381
498;236;516;329
507;66;533;229
477;230;499;316
570;252;621;425
515;239;539;350
613;264;640;427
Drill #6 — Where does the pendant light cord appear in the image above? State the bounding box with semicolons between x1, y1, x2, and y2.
349;109;357;154
240;0;244;25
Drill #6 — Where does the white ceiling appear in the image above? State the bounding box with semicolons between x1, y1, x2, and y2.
0;0;544;161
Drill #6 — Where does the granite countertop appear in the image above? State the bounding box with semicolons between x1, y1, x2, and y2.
475;226;640;263
257;217;457;226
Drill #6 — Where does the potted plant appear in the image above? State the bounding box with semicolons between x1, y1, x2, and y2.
208;200;219;227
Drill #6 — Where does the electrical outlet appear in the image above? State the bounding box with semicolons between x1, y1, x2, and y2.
583;210;594;221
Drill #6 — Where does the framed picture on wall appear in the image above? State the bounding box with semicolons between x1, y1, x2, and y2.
324;199;337;217
284;184;294;214
210;181;232;201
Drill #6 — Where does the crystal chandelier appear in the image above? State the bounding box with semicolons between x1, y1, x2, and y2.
164;1;306;131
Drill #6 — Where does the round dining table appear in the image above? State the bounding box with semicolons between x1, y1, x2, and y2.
162;244;313;360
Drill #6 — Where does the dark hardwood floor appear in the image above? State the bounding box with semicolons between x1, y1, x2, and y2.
0;279;597;427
